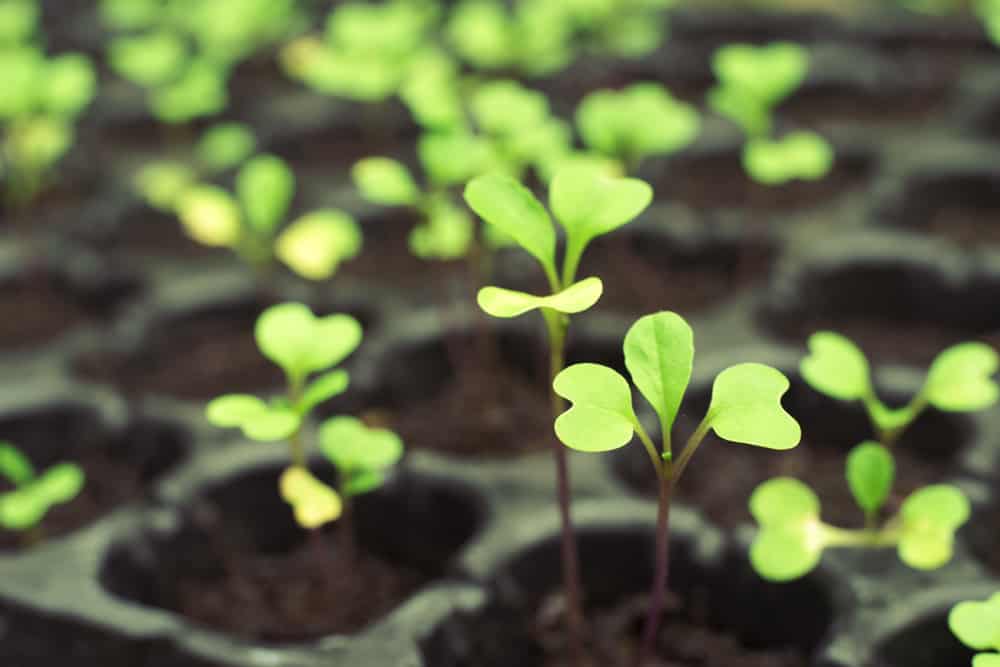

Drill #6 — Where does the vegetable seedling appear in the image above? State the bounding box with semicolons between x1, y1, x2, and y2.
465;164;652;661
554;311;800;666
176;153;362;281
950;592;1000;667
0;441;85;540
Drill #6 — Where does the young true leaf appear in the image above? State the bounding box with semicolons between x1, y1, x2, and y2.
0;442;34;486
237;155;295;234
623;312;694;437
319;416;404;496
924;342;999;412
706;364;800;449
742;132;834;185
176;185;242;247
800;331;871;401
749;477;824;582
477;277;603;318
275;210;362;280
279;466;342;529
254;303;362;382
845;441;894;515
196;123;257;172
352;157;420;206
897;484;970;570
553;363;637;452
949;593;1000;652
299;370;350;415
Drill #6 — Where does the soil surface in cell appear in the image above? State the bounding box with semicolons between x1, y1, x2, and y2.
924;203;1000;247
0;277;90;349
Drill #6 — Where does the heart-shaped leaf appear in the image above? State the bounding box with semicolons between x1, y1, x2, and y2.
623;311;694;437
845;441;894;514
897;484;969;570
0;442;34;486
949;593;1000;651
471;79;550;136
712;41;809;107
464;174;557;281
205;394;301;442
924;342;999;412
707;83;771;136
477;277;603;319
352;157;421;206
749;477;824;581
177;185;242;248
254;303;363;381
319;416;404;496
800;331;872;401
237;154;295;234
742;132;834;186
276;209;362;280
279;466;342;529
707;363;801;450
553;363;637;452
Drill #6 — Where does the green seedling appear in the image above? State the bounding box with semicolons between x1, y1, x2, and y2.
0;441;85;536
978;0;1000;45
466;164;652;659
576;83;700;173
950;592;1000;667
176;154;361;280
206;303;403;531
553;311;800;666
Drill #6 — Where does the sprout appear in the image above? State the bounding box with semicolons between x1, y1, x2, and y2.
977;0;1000;46
0;441;85;536
553;311;800;666
176;154;361;280
950;592;1000;667
741;131;834;185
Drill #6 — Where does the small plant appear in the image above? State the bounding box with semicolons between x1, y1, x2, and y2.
206;303;403;531
977;0;1000;45
0;0;96;209
708;41;833;185
748;332;997;581
176;154;362;280
466;164;652;659
950;592;1000;667
553;311;800;666
0;441;85;537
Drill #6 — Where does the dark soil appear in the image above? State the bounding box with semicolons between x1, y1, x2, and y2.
779;85;951;129
0;277;90;349
924;203;1000;246
112;206;228;260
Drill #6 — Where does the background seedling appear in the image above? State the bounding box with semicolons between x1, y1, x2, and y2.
0;441;85;543
466;164;652;662
950;592;1000;667
176;153;361;281
554;311;800;666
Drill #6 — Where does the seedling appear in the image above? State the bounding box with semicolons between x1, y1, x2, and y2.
950;592;1000;667
466;164;652;660
708;41;833;185
748;332;996;581
176;154;361;280
575;83;700;173
978;0;1000;45
553;311;799;665
0;1;96;209
0;441;85;538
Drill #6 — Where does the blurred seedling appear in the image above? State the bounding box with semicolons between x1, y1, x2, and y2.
466;164;652;661
554;311;800;665
176;153;362;281
950;591;1000;667
0;441;85;544
708;41;834;185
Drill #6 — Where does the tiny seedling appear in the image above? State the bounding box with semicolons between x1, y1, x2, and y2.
708;41;833;185
466;164;652;659
206;303;403;532
0;441;85;538
978;0;1000;45
554;311;799;666
176;153;361;280
950;592;1000;667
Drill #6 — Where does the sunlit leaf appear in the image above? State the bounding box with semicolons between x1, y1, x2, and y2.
352;157;420;206
276;210;362;280
845;441;894;515
477;277;602;318
237;154;295;235
707;363;801;450
623;311;693;436
254;302;362;380
924;342;999;412
279;466;342;529
176;185;242;247
553;363;637;452
800;331;871;401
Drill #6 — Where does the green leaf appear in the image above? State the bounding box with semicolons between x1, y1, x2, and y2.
276;209;362;280
206;394;269;427
477;277;603;318
109;31;188;87
319;416;404;495
135;161;196;211
0;442;34;485
898;485;970;570
749;478;824;581
0;0;38;43
949;594;1000;651
974;654;1000;667
241;408;301;441
42;54;96;117
0;489;47;530
32;463;84;505
750;477;820;527
150;59;227;123
464;174;557;279
707;363;801;450
923;342;999;412
553;363;637;452
446;0;515;70
6;117;72;172
418;131;497;187
352;157;420;206
471;79;550;136
845;441;894;514
800;331;872;401
408;198;474;260
99;0;162;30
196;123;257;172
707;84;771;137
254;302;363;380
299;370;350;415
237;155;295;235
176;185;242;248
0;47;42;119
623;311;694;436
742;132;834;186
712;42;809;108
279;466;342;529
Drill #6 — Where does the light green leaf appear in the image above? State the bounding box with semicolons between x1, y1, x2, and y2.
464;174;556;278
845;441;894;514
319;416;404;491
237;154;295;235
279;466;342;529
254;303;363;380
0;0;38;43
623;311;693;436
924;342;999;412
206;394;269;427
419;131;497;187
42;54;96;117
742;132;834;186
0;489;47;530
109;31;188;87
176;185;242;248
241;408;301;442
712;41;809;108
135;161;196;211
707;363;801;450
750;477;820;526
408;198;474;260
477;277;602;318
0;47;42;119
99;0;162;29
196;123;257;172
975;654;1000;667
32;463;84;504
471;79;550;136
949;595;1000;651
707;84;771;137
749;478;824;581
898;485;970;570
800;331;871;401
0;442;34;486
352;157;420;206
299;370;350;415
151;59;227;123
276;209;362;280
553;363;637;452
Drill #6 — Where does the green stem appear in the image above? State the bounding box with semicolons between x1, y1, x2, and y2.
635;469;672;667
288;376;306;468
671;416;712;484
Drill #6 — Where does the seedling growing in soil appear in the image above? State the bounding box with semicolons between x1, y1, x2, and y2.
950;592;1000;667
177;154;362;280
708;41;834;185
0;2;96;209
0;441;84;535
466;164;652;660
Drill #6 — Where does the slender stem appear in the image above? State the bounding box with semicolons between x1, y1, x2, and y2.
635;472;672;667
634;421;663;479
671;417;712;484
288;376;306;468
